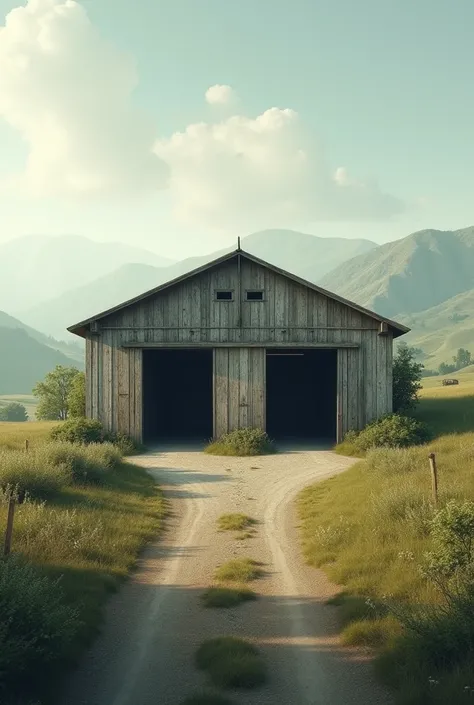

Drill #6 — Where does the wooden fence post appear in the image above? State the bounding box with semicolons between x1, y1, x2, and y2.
25;439;29;452
4;498;16;556
429;452;438;508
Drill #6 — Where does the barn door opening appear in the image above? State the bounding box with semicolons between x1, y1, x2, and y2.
142;349;213;442
265;348;337;442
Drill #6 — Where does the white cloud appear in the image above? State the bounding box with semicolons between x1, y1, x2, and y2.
0;0;168;196
205;84;235;106
154;107;404;231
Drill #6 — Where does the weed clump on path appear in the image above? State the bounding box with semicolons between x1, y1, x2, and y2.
201;586;256;608
217;513;255;532
204;429;275;456
195;636;267;689
214;558;263;583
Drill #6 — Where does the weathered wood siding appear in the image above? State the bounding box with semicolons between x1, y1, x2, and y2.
85;333;142;442
84;254;394;441
214;348;265;437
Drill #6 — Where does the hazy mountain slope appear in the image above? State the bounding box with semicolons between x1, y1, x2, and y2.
0;328;83;394
0;310;83;363
21;230;377;339
398;289;474;369
320;227;474;317
0;234;174;312
242;229;376;280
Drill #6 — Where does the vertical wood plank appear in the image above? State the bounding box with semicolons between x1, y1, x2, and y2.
239;348;249;428
214;348;229;437
85;338;93;418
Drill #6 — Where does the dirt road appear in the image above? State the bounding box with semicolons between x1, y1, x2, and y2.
61;446;392;705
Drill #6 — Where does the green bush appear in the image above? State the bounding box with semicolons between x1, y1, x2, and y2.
205;428;275;456
50;419;138;455
0;556;78;690
0;448;70;499
195;637;267;689
343;414;431;453
50;418;104;445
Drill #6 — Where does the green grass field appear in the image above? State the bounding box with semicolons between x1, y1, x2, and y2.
298;380;474;704
0;421;165;703
0;420;57;450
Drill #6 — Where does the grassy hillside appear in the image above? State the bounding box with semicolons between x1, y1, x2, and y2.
320;226;474;318
0;327;83;394
21;229;377;338
399;289;474;369
298;381;474;704
0;309;83;362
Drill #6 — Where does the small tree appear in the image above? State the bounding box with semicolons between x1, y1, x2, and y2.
33;365;81;421
453;348;472;371
393;342;423;413
68;372;86;418
0;402;28;422
438;361;457;375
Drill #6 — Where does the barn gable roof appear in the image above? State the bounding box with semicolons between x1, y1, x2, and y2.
68;248;410;338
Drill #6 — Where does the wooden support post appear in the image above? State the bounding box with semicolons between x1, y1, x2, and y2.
429;452;438;508
25;439;29;452
4;498;15;556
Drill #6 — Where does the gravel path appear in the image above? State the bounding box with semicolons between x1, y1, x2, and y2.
61;446;392;705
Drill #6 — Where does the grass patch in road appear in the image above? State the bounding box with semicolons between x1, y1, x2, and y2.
181;693;235;705
201;586;257;608
195;637;267;689
0;420;57;450
298;431;474;704
214;558;263;583
217;513;255;532
205;428;275;456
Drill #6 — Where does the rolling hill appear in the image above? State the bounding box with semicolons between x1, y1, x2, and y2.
21;229;377;339
0;327;83;394
0;310;83;363
0;234;174;313
320;226;474;318
398;289;474;369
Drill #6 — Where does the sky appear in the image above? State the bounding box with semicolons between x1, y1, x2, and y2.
0;0;472;259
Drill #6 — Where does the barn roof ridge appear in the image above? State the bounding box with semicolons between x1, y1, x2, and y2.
68;247;410;338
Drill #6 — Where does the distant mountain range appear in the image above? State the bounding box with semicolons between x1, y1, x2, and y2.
0;310;84;394
0;234;174;313
2;226;474;391
18;229;377;339
321;226;474;368
0;327;83;394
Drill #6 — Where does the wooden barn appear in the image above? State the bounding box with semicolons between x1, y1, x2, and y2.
68;247;409;444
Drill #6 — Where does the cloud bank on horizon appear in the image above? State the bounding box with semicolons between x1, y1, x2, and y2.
0;0;404;231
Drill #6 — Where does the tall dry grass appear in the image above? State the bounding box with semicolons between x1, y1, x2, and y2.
299;431;474;703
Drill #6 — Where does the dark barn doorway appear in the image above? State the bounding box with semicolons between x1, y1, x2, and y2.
265;349;337;442
143;349;213;442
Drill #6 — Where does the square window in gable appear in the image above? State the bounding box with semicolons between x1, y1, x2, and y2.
215;290;234;301
246;290;264;301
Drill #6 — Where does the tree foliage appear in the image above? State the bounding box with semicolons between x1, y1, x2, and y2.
393;343;423;412
33;365;81;421
0;402;28;422
438;347;472;376
67;371;86;418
